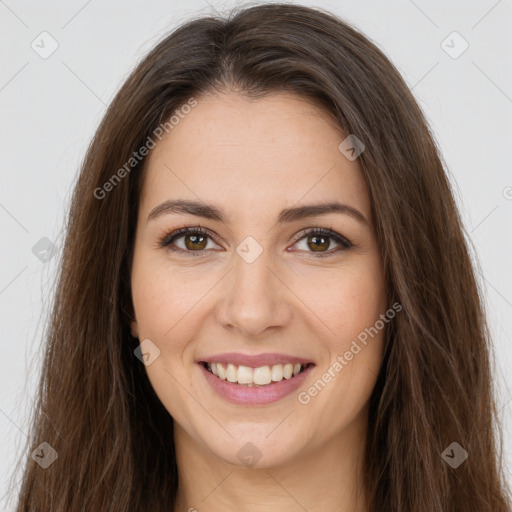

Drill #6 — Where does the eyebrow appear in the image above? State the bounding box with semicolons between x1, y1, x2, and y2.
147;199;369;226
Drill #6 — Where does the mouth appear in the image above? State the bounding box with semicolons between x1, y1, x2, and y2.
201;361;314;387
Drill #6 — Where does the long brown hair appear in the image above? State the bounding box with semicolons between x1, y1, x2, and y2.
9;3;510;510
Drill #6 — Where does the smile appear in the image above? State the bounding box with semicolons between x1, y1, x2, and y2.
199;358;315;405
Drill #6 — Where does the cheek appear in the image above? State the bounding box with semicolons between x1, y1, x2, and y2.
297;257;386;349
130;258;203;419
131;273;171;338
296;256;386;406
130;255;213;340
330;275;386;352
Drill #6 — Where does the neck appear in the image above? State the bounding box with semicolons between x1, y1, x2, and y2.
172;412;369;512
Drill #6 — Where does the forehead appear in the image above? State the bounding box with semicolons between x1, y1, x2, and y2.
139;92;370;221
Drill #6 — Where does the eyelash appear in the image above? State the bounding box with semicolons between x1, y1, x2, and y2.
159;225;353;258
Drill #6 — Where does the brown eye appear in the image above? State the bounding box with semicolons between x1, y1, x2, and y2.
292;228;352;257
183;233;208;251
306;234;331;252
160;226;352;258
160;227;218;255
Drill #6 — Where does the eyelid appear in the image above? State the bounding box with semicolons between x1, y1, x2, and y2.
290;226;352;247
159;225;221;249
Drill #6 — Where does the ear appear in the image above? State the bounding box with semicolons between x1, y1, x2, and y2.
130;319;139;338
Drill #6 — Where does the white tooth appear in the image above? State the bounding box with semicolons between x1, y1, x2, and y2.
212;362;302;385
226;363;238;382
217;363;227;380
253;366;272;385
271;364;283;381
237;365;253;384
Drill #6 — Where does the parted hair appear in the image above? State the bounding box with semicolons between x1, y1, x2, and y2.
10;3;510;511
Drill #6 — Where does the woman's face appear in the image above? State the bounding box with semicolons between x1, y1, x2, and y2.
130;91;387;468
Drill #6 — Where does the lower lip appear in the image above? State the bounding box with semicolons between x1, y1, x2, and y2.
199;363;314;405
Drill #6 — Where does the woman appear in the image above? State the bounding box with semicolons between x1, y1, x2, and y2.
10;3;511;511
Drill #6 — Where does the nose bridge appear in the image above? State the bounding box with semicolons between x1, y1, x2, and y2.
216;237;291;337
234;239;274;297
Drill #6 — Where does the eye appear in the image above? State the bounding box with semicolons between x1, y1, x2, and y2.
159;225;353;257
290;227;352;258
160;226;220;255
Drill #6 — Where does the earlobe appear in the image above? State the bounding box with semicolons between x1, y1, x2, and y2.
130;320;139;338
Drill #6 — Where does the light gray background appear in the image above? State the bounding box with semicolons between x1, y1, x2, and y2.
1;0;511;508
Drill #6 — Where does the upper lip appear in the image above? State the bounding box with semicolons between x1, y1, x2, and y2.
198;352;315;368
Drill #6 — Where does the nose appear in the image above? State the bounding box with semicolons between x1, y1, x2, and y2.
215;244;293;339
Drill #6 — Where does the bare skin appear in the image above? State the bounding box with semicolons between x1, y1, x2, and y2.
129;91;387;511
